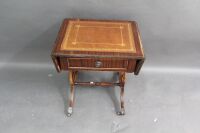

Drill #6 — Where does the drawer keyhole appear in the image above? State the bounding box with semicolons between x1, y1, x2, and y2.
95;61;102;67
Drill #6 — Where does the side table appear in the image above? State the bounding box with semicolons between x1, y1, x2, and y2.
51;18;145;116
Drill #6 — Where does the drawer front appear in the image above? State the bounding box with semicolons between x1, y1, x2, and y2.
67;58;128;71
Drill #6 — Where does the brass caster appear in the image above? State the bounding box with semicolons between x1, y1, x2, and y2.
117;109;125;115
67;113;72;117
67;107;73;117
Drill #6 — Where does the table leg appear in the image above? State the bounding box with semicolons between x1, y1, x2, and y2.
117;72;125;115
67;71;77;117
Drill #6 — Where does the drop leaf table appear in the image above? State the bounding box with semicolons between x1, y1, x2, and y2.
51;18;145;116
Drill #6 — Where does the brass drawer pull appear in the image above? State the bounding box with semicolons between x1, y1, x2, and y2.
95;61;102;67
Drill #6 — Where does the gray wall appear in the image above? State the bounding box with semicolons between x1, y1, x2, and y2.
1;1;200;132
0;0;200;70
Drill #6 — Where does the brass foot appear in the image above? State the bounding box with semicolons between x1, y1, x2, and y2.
67;107;73;117
117;109;125;115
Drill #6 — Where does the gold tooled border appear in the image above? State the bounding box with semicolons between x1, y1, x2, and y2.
61;20;136;53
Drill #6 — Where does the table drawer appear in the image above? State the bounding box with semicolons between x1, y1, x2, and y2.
68;58;128;69
59;58;128;71
59;57;137;72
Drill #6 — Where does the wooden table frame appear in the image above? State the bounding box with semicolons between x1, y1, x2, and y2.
51;18;145;117
67;70;126;116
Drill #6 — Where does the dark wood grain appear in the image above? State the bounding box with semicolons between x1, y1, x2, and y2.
51;18;145;75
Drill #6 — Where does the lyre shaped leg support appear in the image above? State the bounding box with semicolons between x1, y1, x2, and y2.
67;71;126;116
